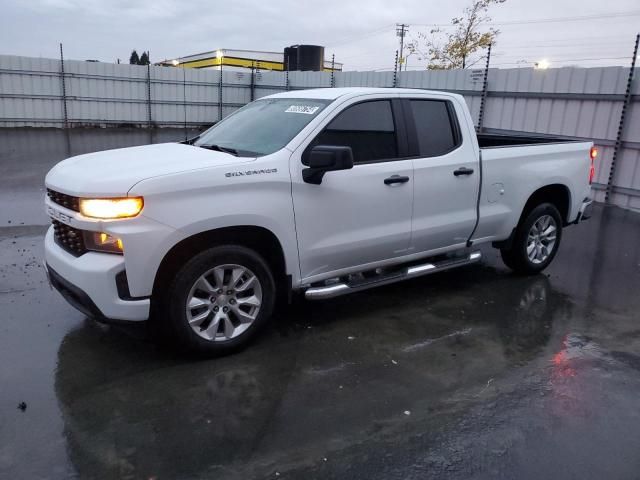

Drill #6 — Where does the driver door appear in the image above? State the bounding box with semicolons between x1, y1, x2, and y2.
290;98;414;282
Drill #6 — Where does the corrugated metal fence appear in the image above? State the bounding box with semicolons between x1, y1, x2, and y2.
1;54;638;208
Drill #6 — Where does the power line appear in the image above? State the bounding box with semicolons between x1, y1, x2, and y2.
334;15;638;71
348;48;633;70
499;41;633;49
325;24;394;48
412;10;640;28
492;53;631;60
336;51;390;61
358;54;631;70
492;46;634;55
490;11;640;26
504;38;632;47
491;56;630;66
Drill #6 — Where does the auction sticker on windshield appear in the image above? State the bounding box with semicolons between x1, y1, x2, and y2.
285;105;320;114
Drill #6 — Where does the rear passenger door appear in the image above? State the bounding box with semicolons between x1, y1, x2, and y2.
405;97;479;253
291;98;414;281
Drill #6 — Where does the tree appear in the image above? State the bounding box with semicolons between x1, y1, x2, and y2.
408;0;505;70
129;50;140;65
139;51;150;65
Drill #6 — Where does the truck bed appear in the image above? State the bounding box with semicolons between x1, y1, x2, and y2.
477;132;584;149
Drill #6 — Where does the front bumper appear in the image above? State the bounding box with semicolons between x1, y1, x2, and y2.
44;227;149;321
45;263;108;321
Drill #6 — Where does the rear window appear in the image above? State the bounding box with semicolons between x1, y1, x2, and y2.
409;100;460;157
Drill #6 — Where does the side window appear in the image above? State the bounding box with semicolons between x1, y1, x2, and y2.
409;100;460;157
310;100;398;164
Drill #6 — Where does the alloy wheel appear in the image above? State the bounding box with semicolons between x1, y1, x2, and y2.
185;264;263;341
526;215;557;264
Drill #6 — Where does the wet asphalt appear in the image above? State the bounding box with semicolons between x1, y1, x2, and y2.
2;129;640;479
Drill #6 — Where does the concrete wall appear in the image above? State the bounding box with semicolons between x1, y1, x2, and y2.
1;54;638;208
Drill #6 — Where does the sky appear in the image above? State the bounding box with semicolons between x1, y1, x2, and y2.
0;0;638;70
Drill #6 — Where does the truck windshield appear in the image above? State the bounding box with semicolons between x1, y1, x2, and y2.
194;98;332;157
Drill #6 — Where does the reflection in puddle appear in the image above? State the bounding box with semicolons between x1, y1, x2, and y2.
403;327;473;352
55;268;574;478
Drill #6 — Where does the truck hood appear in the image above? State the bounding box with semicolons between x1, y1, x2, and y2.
45;143;254;197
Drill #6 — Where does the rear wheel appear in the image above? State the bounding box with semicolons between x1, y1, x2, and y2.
500;203;562;275
158;245;276;356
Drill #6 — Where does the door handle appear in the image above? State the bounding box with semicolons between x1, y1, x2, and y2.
453;167;474;176
384;175;410;185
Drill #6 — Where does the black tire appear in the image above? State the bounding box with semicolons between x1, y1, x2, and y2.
500;203;563;275
157;245;276;357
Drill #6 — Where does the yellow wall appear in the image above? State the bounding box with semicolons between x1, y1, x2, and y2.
168;55;340;72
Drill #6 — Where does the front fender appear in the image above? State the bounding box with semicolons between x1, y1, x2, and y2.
127;162;298;295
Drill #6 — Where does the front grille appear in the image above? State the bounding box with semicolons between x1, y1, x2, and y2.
52;220;87;256
47;189;80;212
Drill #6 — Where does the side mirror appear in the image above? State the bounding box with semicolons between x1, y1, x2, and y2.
302;145;354;184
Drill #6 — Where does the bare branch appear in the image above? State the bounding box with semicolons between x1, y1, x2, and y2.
412;0;505;70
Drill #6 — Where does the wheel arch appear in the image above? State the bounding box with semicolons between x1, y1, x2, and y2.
494;183;571;250
520;183;572;225
152;225;290;301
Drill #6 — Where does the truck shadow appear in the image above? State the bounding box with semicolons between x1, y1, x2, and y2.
54;264;573;479
276;263;567;362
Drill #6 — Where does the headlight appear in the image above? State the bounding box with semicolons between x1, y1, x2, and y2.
79;197;143;219
84;232;124;254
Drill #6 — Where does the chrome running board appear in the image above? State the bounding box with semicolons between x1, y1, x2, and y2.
304;251;482;300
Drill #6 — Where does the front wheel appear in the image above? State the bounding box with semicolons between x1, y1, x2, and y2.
500;203;563;275
158;245;276;356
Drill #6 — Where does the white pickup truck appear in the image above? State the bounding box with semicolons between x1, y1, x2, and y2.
44;87;595;355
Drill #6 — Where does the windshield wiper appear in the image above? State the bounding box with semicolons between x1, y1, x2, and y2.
198;144;239;156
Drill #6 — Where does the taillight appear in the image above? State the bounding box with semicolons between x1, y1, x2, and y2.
589;146;597;184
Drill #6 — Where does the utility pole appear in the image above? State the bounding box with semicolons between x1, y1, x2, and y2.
396;24;409;73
